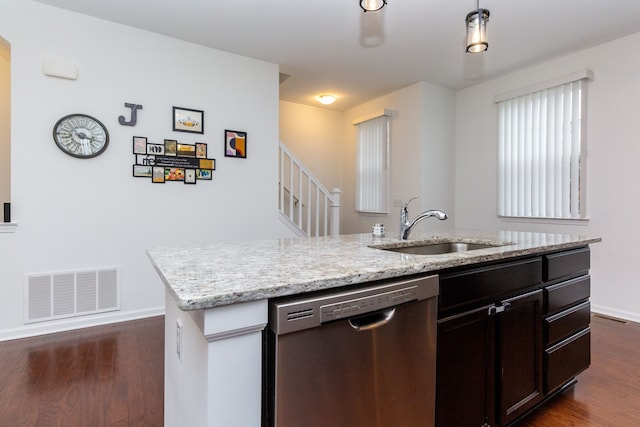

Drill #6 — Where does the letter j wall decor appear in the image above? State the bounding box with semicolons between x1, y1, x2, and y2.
225;129;247;158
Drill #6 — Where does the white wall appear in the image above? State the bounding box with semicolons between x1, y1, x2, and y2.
0;37;9;208
0;1;291;340
281;82;456;236
342;82;456;235
455;32;640;322
279;101;344;193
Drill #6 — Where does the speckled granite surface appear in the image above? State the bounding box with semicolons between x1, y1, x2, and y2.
146;229;601;311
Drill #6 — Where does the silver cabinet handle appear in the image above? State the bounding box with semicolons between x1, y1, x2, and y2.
349;308;396;331
488;302;512;316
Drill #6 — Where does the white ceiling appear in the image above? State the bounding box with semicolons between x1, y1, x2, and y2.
35;0;640;111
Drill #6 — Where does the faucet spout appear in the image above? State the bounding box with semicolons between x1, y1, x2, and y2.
400;202;448;240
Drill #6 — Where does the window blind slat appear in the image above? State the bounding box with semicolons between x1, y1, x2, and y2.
562;83;572;217
570;81;582;217
554;86;564;218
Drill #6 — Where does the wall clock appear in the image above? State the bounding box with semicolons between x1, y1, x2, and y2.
52;113;109;158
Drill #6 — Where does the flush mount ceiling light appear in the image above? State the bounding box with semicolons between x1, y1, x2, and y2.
465;0;490;53
360;0;386;12
317;95;337;105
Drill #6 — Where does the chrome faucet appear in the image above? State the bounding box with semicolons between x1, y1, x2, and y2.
399;196;448;240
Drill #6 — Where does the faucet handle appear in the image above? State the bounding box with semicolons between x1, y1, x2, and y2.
402;196;419;208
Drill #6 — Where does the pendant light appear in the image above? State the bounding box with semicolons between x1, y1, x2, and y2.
465;0;490;53
360;0;386;12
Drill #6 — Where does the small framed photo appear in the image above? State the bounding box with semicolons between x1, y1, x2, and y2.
225;129;247;158
133;165;152;178
176;143;196;157
196;142;207;158
147;143;165;155
196;169;212;180
184;169;196;184
199;158;215;170
164;139;177;156
165;167;185;181
152;166;165;183
133;136;147;154
173;106;204;134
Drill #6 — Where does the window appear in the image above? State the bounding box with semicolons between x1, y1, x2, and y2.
354;111;390;213
496;70;592;219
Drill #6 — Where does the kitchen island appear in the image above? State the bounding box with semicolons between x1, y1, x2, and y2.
147;230;600;426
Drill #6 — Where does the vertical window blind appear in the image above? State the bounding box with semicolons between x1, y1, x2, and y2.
497;72;591;219
355;114;389;213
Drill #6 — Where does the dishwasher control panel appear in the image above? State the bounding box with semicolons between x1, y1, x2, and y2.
320;287;418;323
269;274;439;335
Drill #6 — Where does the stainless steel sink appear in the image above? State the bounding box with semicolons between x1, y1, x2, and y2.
373;241;504;255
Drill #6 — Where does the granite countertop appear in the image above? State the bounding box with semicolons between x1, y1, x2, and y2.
146;229;601;311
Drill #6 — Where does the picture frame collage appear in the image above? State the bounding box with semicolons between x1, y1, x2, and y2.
132;136;215;184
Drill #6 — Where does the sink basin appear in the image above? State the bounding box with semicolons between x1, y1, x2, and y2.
374;241;504;255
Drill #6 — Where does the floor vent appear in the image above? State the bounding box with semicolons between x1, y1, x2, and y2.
25;267;120;324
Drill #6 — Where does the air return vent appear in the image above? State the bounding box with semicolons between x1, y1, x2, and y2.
25;267;120;324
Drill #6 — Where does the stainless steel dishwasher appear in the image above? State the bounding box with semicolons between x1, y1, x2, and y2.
265;274;439;427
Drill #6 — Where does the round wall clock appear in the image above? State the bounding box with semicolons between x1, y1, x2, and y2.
52;113;109;158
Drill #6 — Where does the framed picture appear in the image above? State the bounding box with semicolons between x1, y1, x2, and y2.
176;143;196;157
152;166;165;183
147;143;165;155
225;129;247;158
165;167;185;181
133;136;147;154
196;169;212;180
199;158;215;170
133;165;152;177
196;142;207;158
173;106;204;134
185;169;196;184
164;139;177;156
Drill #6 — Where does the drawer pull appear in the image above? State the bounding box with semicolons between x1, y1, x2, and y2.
488;302;512;316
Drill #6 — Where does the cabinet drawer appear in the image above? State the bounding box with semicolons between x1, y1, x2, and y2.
543;247;590;282
545;327;590;393
545;301;590;346
439;257;542;317
545;275;590;315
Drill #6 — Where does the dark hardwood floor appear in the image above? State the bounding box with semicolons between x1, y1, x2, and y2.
0;313;637;426
519;314;640;427
0;316;164;427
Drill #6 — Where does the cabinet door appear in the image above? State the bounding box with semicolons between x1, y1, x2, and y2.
436;305;496;427
498;289;544;426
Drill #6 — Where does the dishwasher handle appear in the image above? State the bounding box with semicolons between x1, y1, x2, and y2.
348;308;396;331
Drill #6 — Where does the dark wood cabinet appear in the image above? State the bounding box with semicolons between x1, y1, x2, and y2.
436;246;591;427
436;259;543;427
436;304;496;427
498;289;544;425
543;247;592;394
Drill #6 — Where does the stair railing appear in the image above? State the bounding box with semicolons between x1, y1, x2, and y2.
279;142;340;237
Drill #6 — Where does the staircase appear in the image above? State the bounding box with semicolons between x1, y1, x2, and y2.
279;141;341;237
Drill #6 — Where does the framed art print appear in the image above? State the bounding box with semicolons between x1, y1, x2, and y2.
133;165;152;177
225;129;247;158
152;166;165;183
185;169;196;184
176;143;196;157
196;142;207;158
147;143;165;155
133;136;147;154
173;106;204;134
164;139;177;156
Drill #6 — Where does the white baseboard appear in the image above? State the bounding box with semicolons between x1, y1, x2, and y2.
591;304;640;324
0;306;165;342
